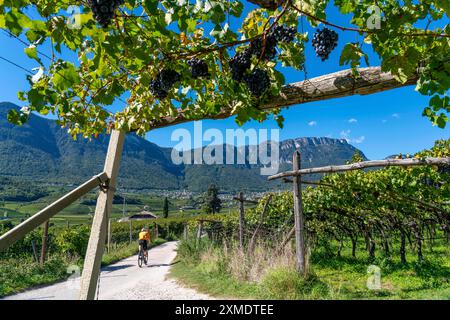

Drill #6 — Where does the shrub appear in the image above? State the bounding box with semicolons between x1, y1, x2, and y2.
56;225;90;257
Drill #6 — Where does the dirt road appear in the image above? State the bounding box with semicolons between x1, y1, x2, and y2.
3;241;212;300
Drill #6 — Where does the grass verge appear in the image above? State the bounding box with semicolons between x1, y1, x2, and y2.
170;238;450;300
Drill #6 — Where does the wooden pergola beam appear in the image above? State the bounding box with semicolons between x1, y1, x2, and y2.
247;0;285;10
149;67;418;130
268;157;450;180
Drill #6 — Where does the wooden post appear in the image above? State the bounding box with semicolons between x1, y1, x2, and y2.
107;218;112;253
184;223;188;240
292;151;306;275
31;240;39;263
40;220;49;266
197;220;204;242
129;219;132;244
238;192;245;249
79;130;125;300
155;223;159;239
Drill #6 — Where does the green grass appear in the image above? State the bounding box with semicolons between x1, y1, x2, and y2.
171;261;260;299
170;239;450;300
0;255;75;297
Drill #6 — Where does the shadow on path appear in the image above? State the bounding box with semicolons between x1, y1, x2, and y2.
102;264;134;273
146;260;180;268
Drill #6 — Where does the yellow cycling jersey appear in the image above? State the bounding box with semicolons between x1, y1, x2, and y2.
139;231;150;241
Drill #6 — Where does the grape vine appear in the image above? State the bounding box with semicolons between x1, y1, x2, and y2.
244;139;450;263
0;0;448;136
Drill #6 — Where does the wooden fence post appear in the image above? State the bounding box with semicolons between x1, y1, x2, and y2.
184;223;188;240
31;240;39;263
129;219;132;244
292;151;306;275
197;220;204;242
40;220;49;266
79;130;125;300
238;192;245;249
155;223;159;239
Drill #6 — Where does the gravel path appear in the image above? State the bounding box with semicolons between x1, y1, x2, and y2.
3;241;212;300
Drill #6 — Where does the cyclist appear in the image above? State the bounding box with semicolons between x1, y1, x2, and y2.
138;227;151;261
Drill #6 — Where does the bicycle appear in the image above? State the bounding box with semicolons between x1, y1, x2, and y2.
137;244;148;268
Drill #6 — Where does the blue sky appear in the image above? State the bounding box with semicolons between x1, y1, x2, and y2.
0;2;448;159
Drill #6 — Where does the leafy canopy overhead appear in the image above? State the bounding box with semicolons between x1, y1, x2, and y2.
0;0;449;137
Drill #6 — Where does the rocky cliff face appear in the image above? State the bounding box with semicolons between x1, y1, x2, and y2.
279;137;366;165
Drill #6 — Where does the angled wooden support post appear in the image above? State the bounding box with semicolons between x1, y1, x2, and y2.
79;130;125;300
0;172;108;252
292;151;306;275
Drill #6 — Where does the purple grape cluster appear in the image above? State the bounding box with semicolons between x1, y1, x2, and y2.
420;177;442;189
229;48;253;82
438;164;450;175
249;34;278;60
312;27;338;61
270;25;297;43
249;25;297;60
229;24;297;86
243;68;271;97
87;0;124;28
149;69;181;99
187;58;210;79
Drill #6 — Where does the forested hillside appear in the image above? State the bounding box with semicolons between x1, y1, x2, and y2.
0;102;366;192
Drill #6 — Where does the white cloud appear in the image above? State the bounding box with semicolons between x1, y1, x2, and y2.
340;129;350;137
340;129;365;144
382;119;387;124
348;118;358;124
308;121;317;126
392;113;400;119
340;130;351;142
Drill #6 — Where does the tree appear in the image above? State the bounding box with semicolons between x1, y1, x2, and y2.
0;1;448;137
162;197;169;219
202;184;222;214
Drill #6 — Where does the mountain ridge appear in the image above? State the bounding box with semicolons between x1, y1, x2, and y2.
0;102;367;192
